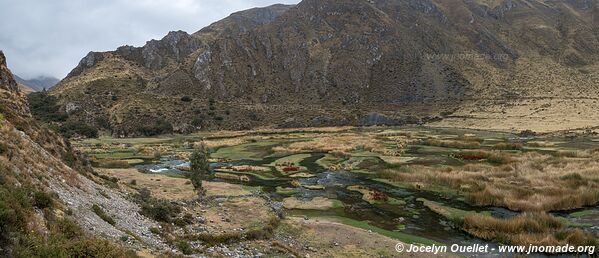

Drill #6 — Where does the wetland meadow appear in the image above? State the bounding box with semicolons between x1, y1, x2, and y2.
74;126;599;257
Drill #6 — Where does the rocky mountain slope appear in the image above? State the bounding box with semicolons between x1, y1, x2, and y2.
0;51;165;256
52;0;599;135
15;74;59;92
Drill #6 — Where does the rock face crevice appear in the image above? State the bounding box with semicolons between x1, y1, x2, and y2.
51;0;599;134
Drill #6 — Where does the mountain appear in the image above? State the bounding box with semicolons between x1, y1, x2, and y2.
15;74;60;92
51;0;599;135
17;82;35;93
0;51;162;256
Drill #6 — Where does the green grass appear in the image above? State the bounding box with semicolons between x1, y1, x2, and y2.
373;179;463;200
315;154;343;169
418;198;488;224
569;209;599;218
276;187;299;195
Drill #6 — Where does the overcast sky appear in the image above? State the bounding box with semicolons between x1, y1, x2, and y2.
0;0;299;79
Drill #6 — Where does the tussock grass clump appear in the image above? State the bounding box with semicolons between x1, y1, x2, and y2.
493;142;523;150
463;213;599;249
379;152;599;212
454;150;513;164
420;138;481;149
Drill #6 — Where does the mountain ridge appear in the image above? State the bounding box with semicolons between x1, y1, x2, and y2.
51;0;599;135
15;74;60;91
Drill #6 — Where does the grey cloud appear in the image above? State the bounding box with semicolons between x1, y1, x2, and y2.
0;0;299;79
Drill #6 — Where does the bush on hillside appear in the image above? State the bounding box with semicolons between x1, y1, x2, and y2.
58;120;99;138
27;91;67;122
137;119;173;136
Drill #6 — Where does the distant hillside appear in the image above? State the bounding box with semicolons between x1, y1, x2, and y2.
52;0;599;135
15;74;60;91
17;82;35;93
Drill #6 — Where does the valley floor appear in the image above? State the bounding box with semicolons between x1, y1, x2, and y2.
73;126;599;257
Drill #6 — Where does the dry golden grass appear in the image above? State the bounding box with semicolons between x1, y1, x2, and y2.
463;213;598;248
200;137;248;149
272;133;386;155
379;152;599;211
493;142;523;150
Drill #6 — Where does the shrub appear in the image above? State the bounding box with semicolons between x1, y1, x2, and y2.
140;199;181;223
149;227;161;235
137;188;152;202
137;119;173;136
0;142;9;156
177;241;194;255
33;191;54;209
191;117;204;127
92;204;116;225
180;96;192;102
27;91;68;122
95;116;111;130
63;151;76;167
190;144;210;197
59;120;99;138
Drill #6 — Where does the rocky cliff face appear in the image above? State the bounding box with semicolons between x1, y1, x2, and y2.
52;0;599;135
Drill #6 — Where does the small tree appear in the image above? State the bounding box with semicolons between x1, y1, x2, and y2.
190;143;210;198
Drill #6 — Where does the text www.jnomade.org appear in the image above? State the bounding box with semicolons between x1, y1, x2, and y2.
395;243;596;255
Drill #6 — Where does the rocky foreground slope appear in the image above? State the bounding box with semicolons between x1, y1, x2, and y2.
0;51;167;256
52;0;599;135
